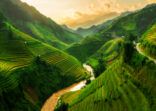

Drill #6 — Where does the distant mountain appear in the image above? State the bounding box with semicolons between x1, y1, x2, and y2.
61;25;75;33
96;4;156;40
0;13;88;111
57;24;156;111
0;1;156;111
0;0;83;49
75;21;112;37
57;5;156;111
66;4;156;62
75;11;131;37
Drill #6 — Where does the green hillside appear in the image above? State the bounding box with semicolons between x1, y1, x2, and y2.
75;19;115;37
56;39;156;111
87;38;124;77
1;1;156;111
138;23;156;60
75;12;131;37
0;15;89;111
66;4;156;62
66;37;104;62
0;0;83;49
96;4;156;40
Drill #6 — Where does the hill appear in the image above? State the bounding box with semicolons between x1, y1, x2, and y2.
138;23;156;61
75;20;112;37
0;14;89;111
56;39;156;111
87;38;124;77
0;0;83;49
66;4;156;62
66;37;104;62
75;12;131;37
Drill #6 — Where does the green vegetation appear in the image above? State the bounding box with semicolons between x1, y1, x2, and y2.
87;38;124;77
139;23;156;60
75;20;113;37
67;4;156;61
0;1;156;111
0;0;83;49
0;14;89;111
58;42;156;111
66;37;104;62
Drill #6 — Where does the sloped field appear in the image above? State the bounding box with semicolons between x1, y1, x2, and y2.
0;21;89;110
58;60;150;111
139;24;156;60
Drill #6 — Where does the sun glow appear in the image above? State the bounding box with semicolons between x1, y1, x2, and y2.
21;0;156;28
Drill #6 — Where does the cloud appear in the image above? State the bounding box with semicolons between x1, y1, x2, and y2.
61;0;150;29
146;0;156;3
62;11;119;29
22;0;156;28
61;0;120;28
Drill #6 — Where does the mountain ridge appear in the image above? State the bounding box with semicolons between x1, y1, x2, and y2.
0;12;89;111
66;3;156;62
0;0;83;49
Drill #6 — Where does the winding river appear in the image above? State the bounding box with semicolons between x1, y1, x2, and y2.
41;64;95;111
41;43;155;111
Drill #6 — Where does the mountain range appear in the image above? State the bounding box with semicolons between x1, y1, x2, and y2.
0;0;156;111
0;0;83;49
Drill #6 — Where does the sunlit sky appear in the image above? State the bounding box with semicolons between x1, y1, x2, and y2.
21;0;156;29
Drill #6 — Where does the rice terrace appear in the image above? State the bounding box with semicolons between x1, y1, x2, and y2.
0;0;156;111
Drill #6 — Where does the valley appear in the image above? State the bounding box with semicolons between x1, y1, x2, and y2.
41;64;95;111
0;0;156;111
41;81;84;111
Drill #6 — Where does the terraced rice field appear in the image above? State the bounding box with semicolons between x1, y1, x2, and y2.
88;38;123;68
0;23;88;94
139;24;156;60
0;39;33;92
98;38;123;62
136;43;156;64
60;60;150;111
24;40;88;81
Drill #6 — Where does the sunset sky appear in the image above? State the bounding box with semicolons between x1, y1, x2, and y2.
21;0;156;29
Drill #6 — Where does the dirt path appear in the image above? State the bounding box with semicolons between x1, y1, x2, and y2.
136;43;156;64
41;81;86;111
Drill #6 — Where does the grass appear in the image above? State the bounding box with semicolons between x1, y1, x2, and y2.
86;38;124;77
26;23;69;49
57;40;156;111
0;0;83;50
139;23;156;60
65;4;156;64
1;3;156;111
66;37;104;62
88;38;123;64
0;20;89;111
58;60;150;111
58;59;150;111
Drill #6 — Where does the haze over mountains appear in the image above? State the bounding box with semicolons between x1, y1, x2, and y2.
67;4;156;62
0;0;156;111
0;0;83;49
21;0;156;29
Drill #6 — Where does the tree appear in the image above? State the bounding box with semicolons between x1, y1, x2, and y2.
94;58;106;77
125;33;137;42
123;42;134;63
